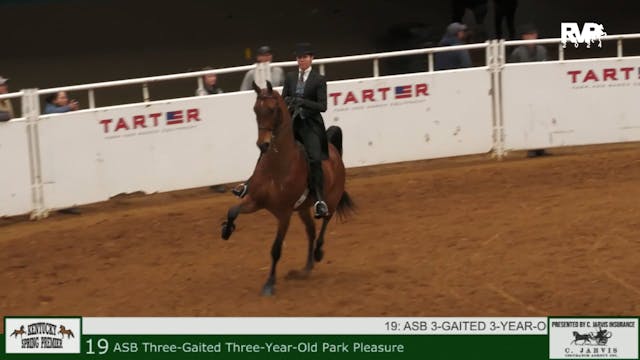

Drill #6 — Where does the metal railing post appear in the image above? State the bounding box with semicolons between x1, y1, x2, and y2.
373;59;379;77
558;43;565;61
22;89;47;220
490;41;505;160
142;83;150;102
428;53;434;72
319;64;326;76
196;77;204;95
617;38;623;57
88;89;96;108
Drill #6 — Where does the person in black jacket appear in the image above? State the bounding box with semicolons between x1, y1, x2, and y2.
283;43;329;218
232;43;330;218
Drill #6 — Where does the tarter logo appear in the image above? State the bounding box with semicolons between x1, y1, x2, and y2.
329;83;428;106
99;108;201;133
561;22;607;48
567;67;640;83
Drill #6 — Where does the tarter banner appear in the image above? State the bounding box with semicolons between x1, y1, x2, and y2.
502;56;640;151
325;69;493;167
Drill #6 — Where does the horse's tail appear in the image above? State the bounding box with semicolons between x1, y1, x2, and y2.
326;126;343;156
327;125;353;219
336;191;355;221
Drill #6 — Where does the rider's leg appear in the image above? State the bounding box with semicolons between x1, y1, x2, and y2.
301;130;329;218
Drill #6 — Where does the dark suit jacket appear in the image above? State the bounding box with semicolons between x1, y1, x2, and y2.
281;69;327;120
282;69;329;160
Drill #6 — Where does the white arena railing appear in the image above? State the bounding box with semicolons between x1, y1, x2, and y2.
0;42;490;109
1;33;639;219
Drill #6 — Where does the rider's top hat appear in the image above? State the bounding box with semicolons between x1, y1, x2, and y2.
294;42;314;56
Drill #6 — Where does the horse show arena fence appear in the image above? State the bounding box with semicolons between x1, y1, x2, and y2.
2;34;640;219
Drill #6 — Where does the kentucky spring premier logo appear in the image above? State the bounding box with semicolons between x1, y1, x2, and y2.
5;318;81;354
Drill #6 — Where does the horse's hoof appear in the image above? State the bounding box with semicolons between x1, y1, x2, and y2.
261;285;275;297
286;269;311;280
314;248;324;262
221;222;235;240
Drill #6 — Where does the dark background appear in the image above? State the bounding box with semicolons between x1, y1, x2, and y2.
2;0;639;110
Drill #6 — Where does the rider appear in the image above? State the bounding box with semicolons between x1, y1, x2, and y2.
232;42;330;218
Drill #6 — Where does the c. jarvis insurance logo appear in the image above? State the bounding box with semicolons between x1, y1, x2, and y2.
5;317;81;354
549;318;638;359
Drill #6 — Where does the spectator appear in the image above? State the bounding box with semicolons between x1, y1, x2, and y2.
434;22;472;71
508;24;549;158
494;0;518;40
44;91;79;114
508;24;547;63
0;76;14;122
195;67;223;96
240;45;285;91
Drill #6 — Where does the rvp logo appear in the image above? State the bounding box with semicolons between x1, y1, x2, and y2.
561;22;607;48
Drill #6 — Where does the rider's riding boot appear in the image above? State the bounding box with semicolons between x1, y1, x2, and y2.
310;161;329;218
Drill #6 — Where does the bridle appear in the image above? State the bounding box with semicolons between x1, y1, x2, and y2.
256;93;283;152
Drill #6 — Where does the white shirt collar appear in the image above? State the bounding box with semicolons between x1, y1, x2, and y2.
298;66;312;81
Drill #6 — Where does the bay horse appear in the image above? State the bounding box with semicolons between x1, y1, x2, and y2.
10;325;26;337
59;325;75;339
221;81;354;296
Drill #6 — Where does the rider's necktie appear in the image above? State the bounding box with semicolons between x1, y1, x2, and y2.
295;70;305;97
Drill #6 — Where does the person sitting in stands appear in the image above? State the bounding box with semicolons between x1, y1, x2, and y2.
44;91;79;114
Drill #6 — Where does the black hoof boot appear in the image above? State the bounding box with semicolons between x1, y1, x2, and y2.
314;248;324;262
221;221;235;240
262;283;275;296
314;201;329;219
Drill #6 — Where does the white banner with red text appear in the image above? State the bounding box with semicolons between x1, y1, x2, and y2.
502;56;640;150
326;68;493;167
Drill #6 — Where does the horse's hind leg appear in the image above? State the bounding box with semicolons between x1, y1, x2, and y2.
221;198;258;240
314;216;332;262
262;215;291;296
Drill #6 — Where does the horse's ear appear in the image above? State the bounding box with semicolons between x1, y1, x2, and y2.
266;81;273;94
251;81;261;95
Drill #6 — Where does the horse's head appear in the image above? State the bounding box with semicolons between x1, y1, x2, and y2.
252;81;286;154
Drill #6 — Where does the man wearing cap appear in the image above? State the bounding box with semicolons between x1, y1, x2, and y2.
0;76;14;122
508;24;547;63
233;43;330;218
434;22;472;71
240;45;285;91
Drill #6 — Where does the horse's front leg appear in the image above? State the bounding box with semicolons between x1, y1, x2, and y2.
286;208;316;280
262;214;291;296
221;197;258;240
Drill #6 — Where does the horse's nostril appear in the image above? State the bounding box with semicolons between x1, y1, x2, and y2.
259;143;270;153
